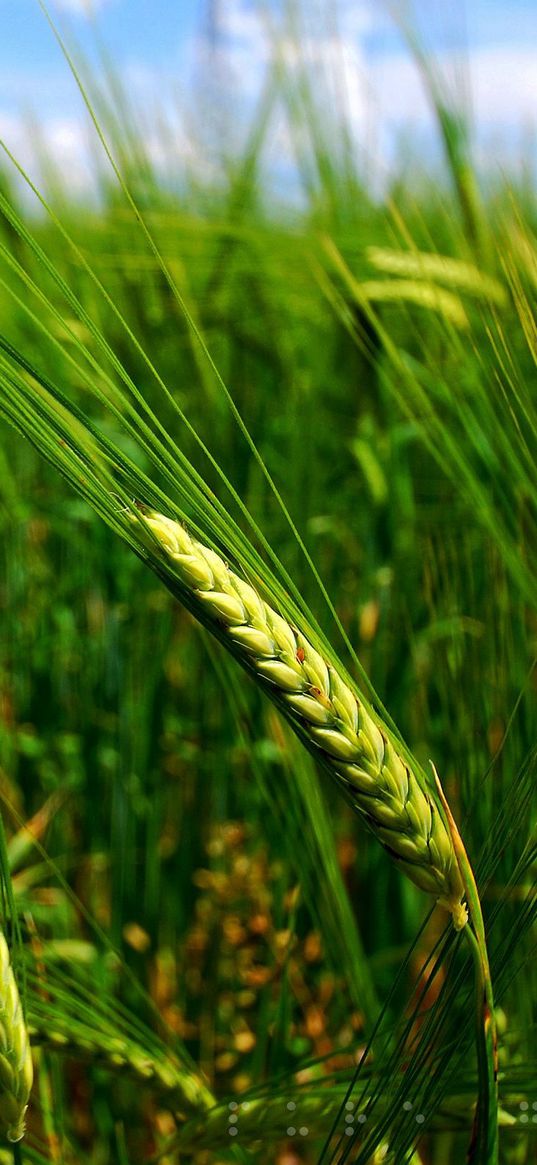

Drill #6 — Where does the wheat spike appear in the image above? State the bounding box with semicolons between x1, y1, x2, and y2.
356;279;469;328
133;509;467;928
365;246;507;304
0;932;33;1143
27;1017;213;1116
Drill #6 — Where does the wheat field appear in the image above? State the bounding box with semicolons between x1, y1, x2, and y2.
0;4;535;1164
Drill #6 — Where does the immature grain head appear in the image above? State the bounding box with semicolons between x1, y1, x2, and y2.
27;1016;213;1115
0;932;33;1143
133;508;467;928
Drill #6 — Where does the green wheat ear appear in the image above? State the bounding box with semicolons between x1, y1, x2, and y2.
133;508;468;929
0;932;33;1143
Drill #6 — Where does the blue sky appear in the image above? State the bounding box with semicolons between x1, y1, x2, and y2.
1;1;536;193
2;1;536;69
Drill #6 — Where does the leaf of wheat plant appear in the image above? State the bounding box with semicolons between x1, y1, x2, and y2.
0;4;536;1164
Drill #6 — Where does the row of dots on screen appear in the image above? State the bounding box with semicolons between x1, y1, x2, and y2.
227;1099;413;1137
225;1098;537;1136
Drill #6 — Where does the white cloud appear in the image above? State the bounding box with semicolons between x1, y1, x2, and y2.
203;2;537;178
362;43;537;186
218;1;266;45
53;0;114;14
468;46;537;128
368;44;537;131
204;1;536;135
1;1;535;202
0;109;95;201
186;0;373;165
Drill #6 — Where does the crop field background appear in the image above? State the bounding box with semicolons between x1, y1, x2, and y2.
0;2;536;1163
